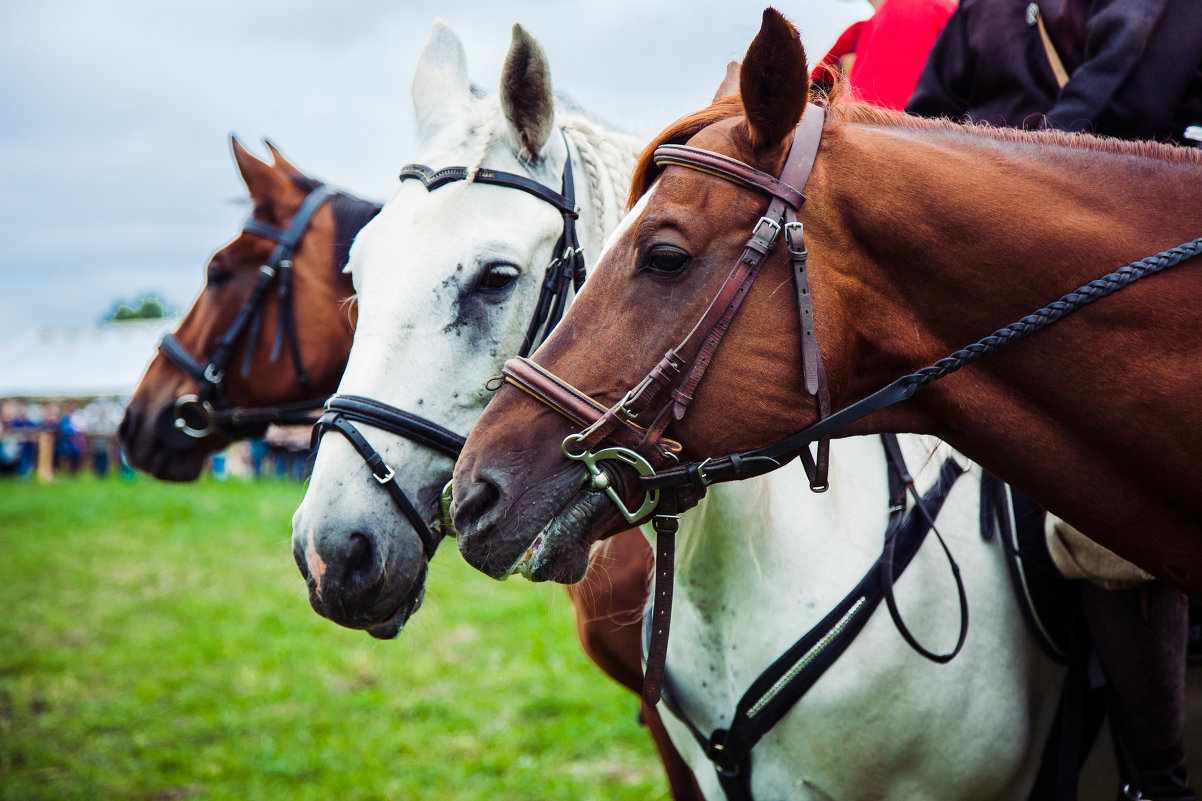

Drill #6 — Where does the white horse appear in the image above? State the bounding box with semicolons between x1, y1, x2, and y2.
290;18;1185;801
290;19;640;635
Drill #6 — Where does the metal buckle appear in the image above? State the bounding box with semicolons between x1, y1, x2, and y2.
374;466;395;484
203;364;224;385
784;220;807;259
562;434;660;523
751;216;782;249
696;457;716;486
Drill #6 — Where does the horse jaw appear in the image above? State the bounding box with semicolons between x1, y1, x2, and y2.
412;19;471;143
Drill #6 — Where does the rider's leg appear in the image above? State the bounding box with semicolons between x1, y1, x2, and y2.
1080;580;1192;801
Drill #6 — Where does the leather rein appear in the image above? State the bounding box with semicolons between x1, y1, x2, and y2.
156;185;378;448
311;137;587;562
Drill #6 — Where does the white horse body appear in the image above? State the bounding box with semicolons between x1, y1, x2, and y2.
660;435;1062;800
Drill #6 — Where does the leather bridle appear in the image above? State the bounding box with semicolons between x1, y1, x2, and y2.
310;136;587;561
156;185;358;449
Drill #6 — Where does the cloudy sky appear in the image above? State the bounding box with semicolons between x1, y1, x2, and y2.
1;1;868;342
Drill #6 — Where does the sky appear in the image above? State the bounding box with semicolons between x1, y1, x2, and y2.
0;1;869;342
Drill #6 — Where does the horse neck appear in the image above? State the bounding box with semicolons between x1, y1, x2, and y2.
812;120;1202;588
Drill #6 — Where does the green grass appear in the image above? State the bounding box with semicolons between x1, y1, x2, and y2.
0;476;668;801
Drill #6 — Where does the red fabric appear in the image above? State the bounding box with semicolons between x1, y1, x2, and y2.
810;0;956;110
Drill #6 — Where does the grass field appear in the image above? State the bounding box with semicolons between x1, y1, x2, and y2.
0;476;668;801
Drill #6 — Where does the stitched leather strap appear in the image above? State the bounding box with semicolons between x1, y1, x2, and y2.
653;145;805;210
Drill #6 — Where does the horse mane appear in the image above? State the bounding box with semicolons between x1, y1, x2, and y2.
627;96;745;209
826;101;1202;167
627;92;1202;209
286;174;382;272
560;110;641;242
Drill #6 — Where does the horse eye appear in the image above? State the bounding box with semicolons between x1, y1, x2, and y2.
206;270;234;289
640;246;691;277
477;263;520;294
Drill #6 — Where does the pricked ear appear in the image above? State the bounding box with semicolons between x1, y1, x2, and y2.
412;19;472;143
500;23;554;159
713;61;742;103
262;138;304;179
230;134;292;205
739;9;809;152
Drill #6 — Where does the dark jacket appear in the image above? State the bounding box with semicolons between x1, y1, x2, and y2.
905;0;1202;143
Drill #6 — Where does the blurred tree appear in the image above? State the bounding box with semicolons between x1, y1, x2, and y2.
105;296;171;322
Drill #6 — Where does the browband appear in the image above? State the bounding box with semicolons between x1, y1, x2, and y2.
653;145;805;210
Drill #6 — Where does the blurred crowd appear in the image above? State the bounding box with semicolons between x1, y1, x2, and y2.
0;398;313;481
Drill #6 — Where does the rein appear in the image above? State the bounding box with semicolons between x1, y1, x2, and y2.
311;136;586;562
156;185;373;448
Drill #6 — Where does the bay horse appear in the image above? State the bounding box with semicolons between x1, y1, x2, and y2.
119;138;378;482
118;130;697;797
448;9;1202;598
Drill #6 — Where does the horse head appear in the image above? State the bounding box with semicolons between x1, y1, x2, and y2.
120;139;378;481
450;9;836;583
290;19;640;636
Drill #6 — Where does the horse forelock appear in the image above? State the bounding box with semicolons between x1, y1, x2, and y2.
627;96;746;210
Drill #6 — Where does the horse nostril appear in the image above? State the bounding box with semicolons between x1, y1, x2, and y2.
118;409;134;441
454;475;503;531
344;531;380;585
292;541;312;582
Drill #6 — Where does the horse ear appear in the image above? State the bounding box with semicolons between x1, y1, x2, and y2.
713;61;742;103
500;23;554;159
262;138;304;179
739;9;809;152
412;19;472;143
230;134;291;203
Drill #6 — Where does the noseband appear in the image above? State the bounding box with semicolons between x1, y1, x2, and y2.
156;185;351;448
311;136;587;561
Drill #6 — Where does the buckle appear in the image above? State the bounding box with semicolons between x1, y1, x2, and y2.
784;220;807;259
750;216;781;249
374;466;395;484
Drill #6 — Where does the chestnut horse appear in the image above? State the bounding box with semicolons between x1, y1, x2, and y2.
449;10;1202;597
115;81;699;801
119;138;377;482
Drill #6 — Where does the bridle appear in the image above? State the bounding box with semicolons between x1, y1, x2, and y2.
310;135;587;561
156;185;361;449
480;102;1202;709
